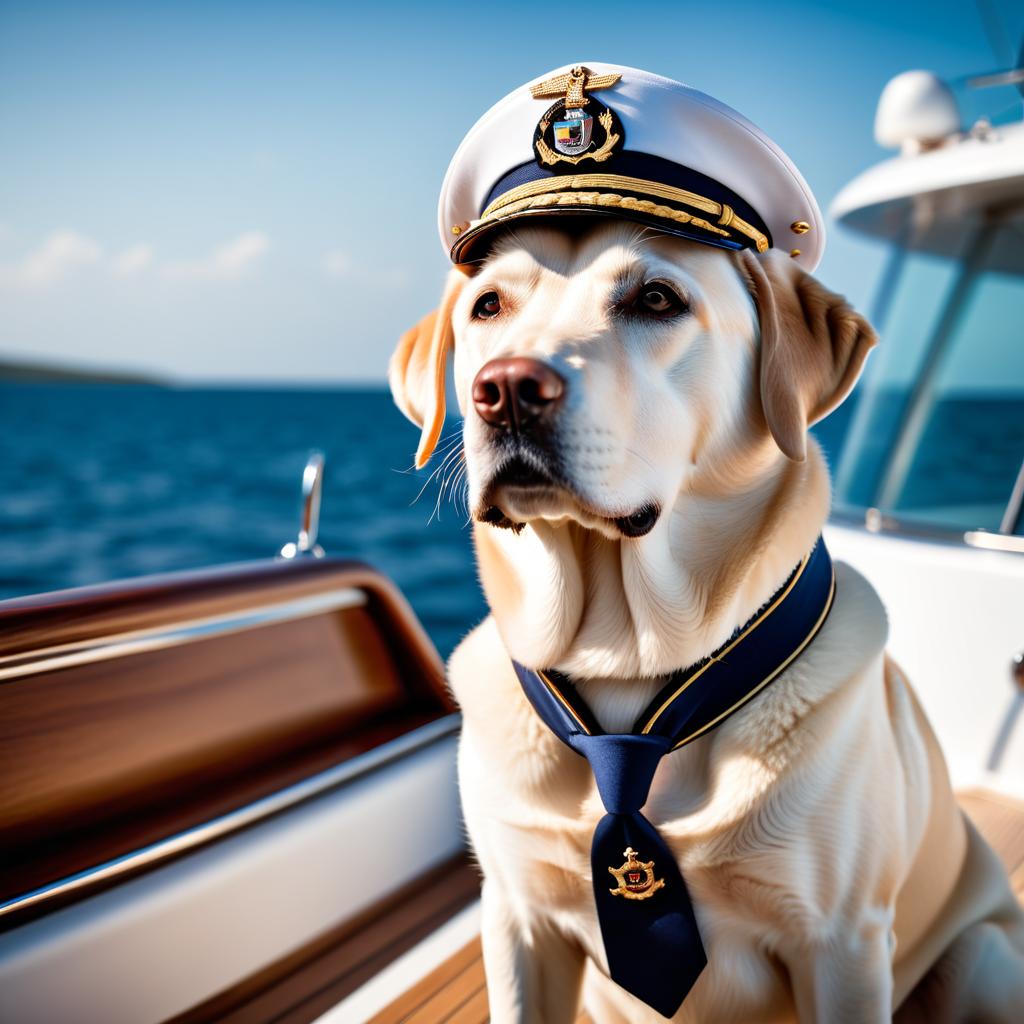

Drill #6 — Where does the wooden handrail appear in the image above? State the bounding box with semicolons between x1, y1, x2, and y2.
0;557;454;922
0;558;446;697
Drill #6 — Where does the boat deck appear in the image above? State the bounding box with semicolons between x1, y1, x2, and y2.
367;937;592;1024
368;787;1024;1023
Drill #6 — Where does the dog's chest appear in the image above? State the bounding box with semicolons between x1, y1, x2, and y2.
460;682;810;1017
573;674;666;734
469;743;797;1022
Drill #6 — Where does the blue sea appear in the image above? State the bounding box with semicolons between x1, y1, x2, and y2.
0;384;486;657
1;384;1020;657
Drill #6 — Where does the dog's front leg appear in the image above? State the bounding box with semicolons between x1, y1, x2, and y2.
785;923;894;1024
480;879;586;1024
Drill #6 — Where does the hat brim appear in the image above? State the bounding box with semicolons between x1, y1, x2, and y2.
450;174;770;264
451;203;753;265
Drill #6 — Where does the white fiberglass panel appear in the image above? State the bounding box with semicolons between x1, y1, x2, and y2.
825;523;1024;789
0;731;461;1024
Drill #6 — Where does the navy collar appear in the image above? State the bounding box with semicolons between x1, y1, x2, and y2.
514;535;835;752
510;537;835;1018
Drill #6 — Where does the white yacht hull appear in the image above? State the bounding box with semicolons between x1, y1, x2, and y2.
825;521;1024;791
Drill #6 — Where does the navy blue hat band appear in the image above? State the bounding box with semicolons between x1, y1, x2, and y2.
451;151;772;263
484;151;770;239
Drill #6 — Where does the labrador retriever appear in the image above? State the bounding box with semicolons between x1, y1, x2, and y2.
390;221;1024;1022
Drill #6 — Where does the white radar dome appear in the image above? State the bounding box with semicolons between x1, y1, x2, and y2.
874;70;960;153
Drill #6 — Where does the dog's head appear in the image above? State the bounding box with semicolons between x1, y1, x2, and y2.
391;222;875;543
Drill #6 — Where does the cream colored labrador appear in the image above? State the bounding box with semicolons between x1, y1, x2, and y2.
390;222;1024;1022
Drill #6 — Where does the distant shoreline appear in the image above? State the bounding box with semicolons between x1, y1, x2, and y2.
0;358;165;386
0;360;393;390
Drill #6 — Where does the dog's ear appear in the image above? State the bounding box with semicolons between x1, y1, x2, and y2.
389;265;473;468
738;250;877;462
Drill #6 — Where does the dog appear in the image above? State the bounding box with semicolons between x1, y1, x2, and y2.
390;221;1024;1022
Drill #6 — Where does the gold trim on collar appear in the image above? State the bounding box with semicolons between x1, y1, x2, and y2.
669;570;836;750
640;551;813;735
479;173;769;253
538;670;593;735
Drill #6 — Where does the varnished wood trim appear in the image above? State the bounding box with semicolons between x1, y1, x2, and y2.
0;558;447;701
0;558;453;920
164;852;481;1024
0;587;366;681
0;715;461;927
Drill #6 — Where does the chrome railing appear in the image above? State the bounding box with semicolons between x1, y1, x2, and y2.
279;451;326;559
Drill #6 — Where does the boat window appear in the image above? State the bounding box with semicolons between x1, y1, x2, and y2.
831;252;958;508
833;215;1024;533
890;242;1024;532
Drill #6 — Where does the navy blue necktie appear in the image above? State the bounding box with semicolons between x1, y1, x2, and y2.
513;538;835;1019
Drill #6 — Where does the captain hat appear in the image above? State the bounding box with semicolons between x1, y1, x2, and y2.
439;61;824;271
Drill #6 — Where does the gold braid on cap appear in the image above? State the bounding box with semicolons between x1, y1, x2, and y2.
478;173;769;253
491;192;731;239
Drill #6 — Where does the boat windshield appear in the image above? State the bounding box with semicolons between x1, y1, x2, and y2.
831;209;1024;535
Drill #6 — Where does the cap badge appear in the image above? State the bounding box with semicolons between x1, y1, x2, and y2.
608;846;666;901
531;66;624;169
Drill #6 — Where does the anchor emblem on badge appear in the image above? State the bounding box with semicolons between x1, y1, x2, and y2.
608;847;666;900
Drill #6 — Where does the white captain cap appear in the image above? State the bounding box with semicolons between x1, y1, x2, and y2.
438;62;824;271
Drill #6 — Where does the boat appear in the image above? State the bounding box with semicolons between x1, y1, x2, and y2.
823;65;1024;788
0;454;471;1023
1;62;1023;1024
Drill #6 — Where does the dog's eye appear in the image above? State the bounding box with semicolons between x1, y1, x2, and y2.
473;291;502;320
635;282;687;318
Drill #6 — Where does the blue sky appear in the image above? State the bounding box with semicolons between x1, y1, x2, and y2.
0;0;1020;382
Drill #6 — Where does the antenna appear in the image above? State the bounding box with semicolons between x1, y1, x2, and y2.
965;67;1024;90
971;0;1024;97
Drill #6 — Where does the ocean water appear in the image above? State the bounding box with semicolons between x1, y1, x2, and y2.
0;384;486;657
1;384;1020;657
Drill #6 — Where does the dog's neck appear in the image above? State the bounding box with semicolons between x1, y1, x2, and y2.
474;441;830;728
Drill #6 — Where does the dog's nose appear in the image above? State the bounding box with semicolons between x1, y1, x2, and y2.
472;357;565;432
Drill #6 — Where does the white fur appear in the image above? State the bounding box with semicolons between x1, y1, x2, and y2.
406;224;1024;1022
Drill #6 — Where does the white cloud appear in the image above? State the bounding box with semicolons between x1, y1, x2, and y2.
163;231;271;281
0;230;103;287
323;249;351;278
112;243;154;276
211;231;271;277
0;229;272;288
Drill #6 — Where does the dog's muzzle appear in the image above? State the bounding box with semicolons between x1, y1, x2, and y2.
470;357;661;538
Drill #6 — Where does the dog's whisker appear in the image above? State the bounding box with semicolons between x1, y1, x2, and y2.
437;443;464;487
426;441;467;523
439;455;468;515
433;431;464;456
410;440;465;509
440;452;467;511
410;457;451;506
429;464;453;522
395;428;463;480
451;461;470;518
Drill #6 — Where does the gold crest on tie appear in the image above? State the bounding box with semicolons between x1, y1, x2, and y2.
608;847;665;900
